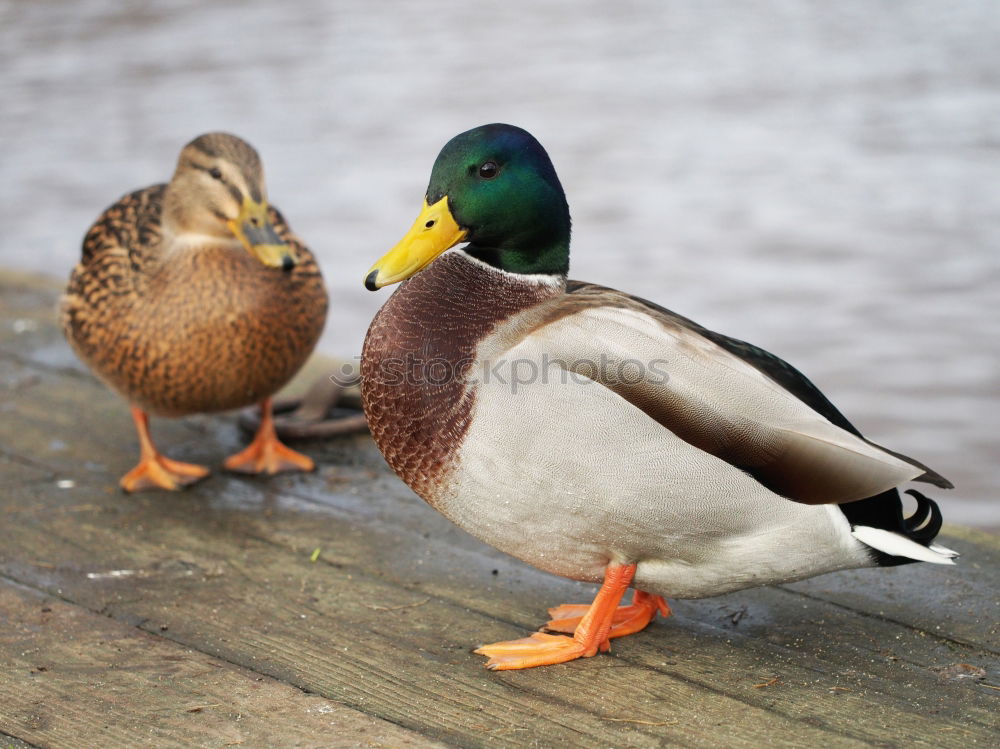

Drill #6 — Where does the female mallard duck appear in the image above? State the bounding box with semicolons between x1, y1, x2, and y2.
62;132;328;492
361;123;956;670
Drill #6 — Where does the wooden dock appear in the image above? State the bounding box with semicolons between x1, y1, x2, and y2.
1;269;997;748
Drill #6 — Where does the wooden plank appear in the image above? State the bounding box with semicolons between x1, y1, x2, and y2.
2;481;874;749
247;464;1000;724
0;579;443;749
0;732;39;749
0;451;54;489
100;437;1000;701
2;466;996;748
2;355;997;744
3;274;998;747
6;350;996;662
281;459;1000;652
242;498;1000;739
784;525;1000;653
0;272;78;375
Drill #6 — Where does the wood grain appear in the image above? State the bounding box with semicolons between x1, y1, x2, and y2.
1;270;998;748
0;579;442;749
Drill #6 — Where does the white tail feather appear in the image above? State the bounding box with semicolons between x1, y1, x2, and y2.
928;542;960;558
851;526;958;565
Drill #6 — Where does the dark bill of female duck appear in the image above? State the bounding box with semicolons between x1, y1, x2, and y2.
180;131;299;271
228;195;299;271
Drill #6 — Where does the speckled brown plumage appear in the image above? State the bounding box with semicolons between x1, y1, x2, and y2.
61;161;327;419
360;253;561;500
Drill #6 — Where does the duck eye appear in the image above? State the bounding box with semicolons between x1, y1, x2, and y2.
209;167;223;180
478;161;499;179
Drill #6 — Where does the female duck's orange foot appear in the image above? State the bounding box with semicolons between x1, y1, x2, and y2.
121;405;210;492
120;455;209;493
225;397;315;475
475;632;597;670
545;590;671;638
223;436;314;475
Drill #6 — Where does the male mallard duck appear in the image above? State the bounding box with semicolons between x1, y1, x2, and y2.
361;124;956;670
62;132;328;492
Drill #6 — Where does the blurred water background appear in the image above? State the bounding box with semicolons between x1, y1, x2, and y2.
1;0;997;527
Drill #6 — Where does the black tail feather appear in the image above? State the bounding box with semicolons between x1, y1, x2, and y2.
903;489;943;542
902;492;931;534
839;487;945;567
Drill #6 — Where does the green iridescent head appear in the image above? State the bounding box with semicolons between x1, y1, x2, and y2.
366;124;571;289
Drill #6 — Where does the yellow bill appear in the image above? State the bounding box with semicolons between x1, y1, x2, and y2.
228;197;298;270
365;196;467;290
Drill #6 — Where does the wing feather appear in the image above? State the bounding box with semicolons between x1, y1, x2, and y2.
528;293;932;505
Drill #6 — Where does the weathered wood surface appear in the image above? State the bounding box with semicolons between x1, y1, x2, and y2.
1;269;997;749
0;580;442;749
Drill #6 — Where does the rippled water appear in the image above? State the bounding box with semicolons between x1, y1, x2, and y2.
1;0;997;527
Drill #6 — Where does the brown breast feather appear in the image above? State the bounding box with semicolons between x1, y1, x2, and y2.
361;253;563;501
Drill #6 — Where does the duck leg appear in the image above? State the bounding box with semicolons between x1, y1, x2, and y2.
224;397;315;474
120;406;209;492
474;562;638;670
544;590;671;638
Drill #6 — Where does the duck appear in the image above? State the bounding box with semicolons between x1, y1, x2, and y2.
360;123;957;671
61;132;328;492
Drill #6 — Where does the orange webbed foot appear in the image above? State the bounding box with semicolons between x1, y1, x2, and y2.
120;406;210;493
225;398;315;475
544;591;671;638
475;563;642;670
475;632;596;670
224;436;315;475
120;454;210;492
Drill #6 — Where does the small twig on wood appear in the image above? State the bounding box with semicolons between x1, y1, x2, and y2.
980;683;1000;691
729;606;748;625
753;677;781;688
362;598;431;612
185;703;221;713
184;669;220;679
603;717;679;726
